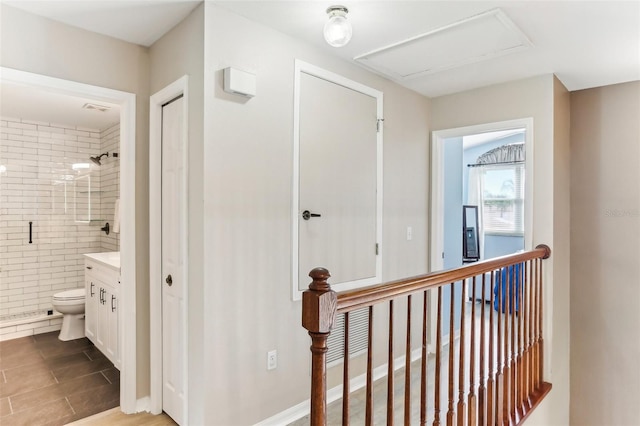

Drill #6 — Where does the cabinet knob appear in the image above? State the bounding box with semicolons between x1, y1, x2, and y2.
165;274;173;286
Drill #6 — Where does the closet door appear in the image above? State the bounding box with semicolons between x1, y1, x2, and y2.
297;69;381;293
161;95;186;425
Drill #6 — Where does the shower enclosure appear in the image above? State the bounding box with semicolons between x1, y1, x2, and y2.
0;116;120;338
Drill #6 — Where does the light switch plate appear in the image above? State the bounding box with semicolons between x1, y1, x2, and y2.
267;349;277;370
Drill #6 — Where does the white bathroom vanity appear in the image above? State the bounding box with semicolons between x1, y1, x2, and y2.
84;252;121;369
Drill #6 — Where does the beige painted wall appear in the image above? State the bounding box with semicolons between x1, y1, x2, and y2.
430;75;571;425
570;81;640;425
0;4;151;398
202;4;431;424
148;4;205;423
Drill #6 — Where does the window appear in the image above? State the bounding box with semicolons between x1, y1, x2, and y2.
482;164;524;235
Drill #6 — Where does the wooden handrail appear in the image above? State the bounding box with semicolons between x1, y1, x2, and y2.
301;244;552;426
335;245;550;313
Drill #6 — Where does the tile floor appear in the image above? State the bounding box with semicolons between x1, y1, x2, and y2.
0;331;119;426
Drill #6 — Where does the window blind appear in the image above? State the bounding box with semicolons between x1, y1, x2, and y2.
482;164;524;234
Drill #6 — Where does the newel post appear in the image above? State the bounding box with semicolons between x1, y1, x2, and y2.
302;267;337;426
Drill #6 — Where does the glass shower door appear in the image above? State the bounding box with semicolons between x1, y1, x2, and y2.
0;127;43;322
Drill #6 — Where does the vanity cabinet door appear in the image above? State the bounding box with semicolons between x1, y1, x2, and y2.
105;284;120;369
96;282;110;350
84;258;120;370
85;274;98;342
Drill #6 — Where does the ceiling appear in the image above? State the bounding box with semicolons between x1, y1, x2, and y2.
1;82;121;130
215;1;640;97
1;1;638;127
2;0;202;48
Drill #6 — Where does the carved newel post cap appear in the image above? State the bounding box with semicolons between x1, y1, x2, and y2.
309;267;331;292
302;267;337;333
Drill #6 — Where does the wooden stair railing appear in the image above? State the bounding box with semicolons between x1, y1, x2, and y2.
302;245;552;426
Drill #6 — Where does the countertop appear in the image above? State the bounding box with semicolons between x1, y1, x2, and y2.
84;251;120;271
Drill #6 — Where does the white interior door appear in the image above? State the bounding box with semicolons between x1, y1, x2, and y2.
161;96;186;425
296;66;382;293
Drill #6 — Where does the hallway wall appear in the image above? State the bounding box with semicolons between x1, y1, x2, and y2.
430;74;571;425
202;4;431;424
570;80;640;425
148;3;205;422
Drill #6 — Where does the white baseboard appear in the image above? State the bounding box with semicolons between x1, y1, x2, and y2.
254;347;424;426
253;398;310;426
135;396;150;413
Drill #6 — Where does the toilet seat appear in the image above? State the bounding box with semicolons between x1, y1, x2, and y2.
53;288;85;301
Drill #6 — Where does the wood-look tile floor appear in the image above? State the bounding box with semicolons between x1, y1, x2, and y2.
0;331;119;426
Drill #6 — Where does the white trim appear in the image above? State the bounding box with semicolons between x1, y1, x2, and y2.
429;118;534;346
135;396;151;413
430;117;535;269
149;76;189;422
291;60;384;300
0;67;138;413
119;92;137;415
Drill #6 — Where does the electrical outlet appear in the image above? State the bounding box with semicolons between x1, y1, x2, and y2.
407;226;413;241
267;350;277;370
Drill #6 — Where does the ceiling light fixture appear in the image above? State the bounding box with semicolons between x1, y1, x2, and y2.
324;5;352;48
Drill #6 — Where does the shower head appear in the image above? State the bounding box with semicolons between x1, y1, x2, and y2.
89;152;110;166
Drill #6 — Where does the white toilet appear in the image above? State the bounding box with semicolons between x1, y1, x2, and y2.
52;288;86;341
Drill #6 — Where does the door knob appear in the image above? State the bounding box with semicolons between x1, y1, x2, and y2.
302;210;322;220
165;274;173;286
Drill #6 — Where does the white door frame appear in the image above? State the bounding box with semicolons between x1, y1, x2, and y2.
292;59;384;300
149;76;189;420
429;118;534;349
0;67;138;412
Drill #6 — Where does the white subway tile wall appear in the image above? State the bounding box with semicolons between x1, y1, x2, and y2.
0;117;120;325
99;124;120;252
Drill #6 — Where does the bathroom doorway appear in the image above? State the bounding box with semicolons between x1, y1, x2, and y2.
0;67;138;413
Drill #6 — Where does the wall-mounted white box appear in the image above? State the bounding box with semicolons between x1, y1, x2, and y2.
223;67;256;98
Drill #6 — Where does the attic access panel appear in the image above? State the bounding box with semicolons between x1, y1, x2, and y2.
354;8;532;81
